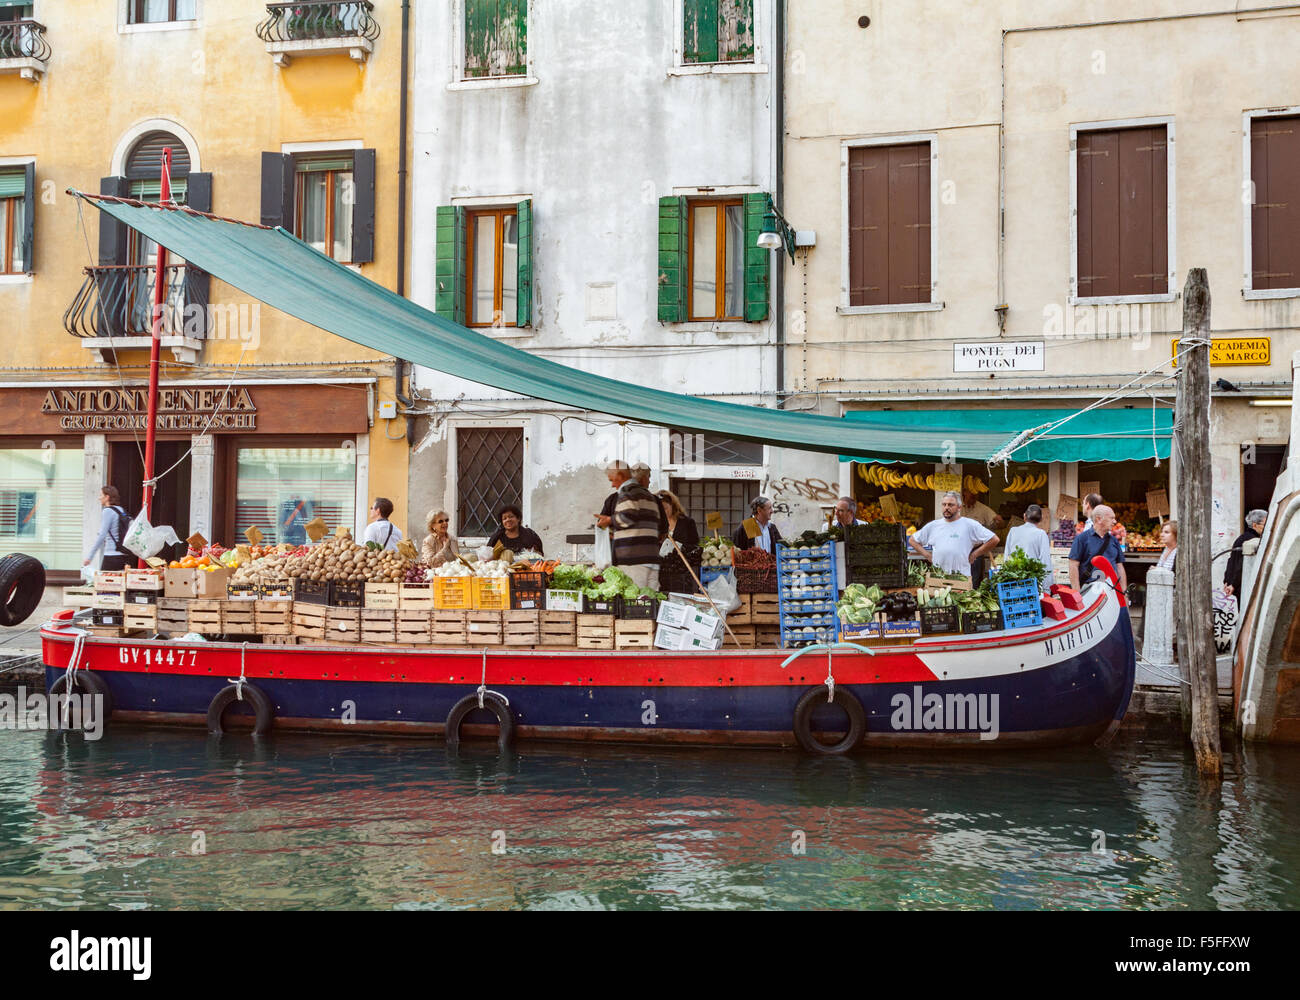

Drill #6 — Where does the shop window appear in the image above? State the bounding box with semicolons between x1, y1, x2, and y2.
260;149;376;265
0;164;33;275
670;477;750;539
1074;123;1170;299
128;0;196;24
456;427;523;538
668;430;763;465
658;193;770;323
0;446;85;571
235;446;357;546
846;141;932;307
462;0;527;79
434;201;532;328
1249;114;1300;293
683;0;754;64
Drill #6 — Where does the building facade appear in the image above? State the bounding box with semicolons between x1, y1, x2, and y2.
407;0;784;551
0;0;411;578
782;0;1298;568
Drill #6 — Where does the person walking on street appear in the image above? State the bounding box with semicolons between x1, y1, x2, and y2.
1223;509;1267;598
1068;505;1128;592
84;485;132;571
733;496;782;552
598;463;661;588
363;498;403;551
909;491;998;579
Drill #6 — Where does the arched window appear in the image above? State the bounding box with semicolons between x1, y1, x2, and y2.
125;130;191;203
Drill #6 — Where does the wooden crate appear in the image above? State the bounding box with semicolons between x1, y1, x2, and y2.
258;578;295;600
93;571;126;592
577;613;615;650
255;600;293;635
431;610;467;645
466;610;503;645
327;607;361;643
472;577;510;611
754;625;781;647
264;634;298;646
63;585;95;608
222;601;258;635
156;597;190;633
125;569;163;591
615;619;655;650
92;593;125;611
396;608;432;643
750;594;781;625
361;608;397;644
293;603;328;641
723;624;757;648
503;609;540;647
365;582;401;609
399;581;436;609
726;593;753;626
88;626;124;638
433;577;474;610
187;599;224;633
123;608;158;632
539;610;577;647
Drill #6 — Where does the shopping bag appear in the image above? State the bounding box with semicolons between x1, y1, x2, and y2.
593;528;613;571
705;567;741;616
122;508;182;559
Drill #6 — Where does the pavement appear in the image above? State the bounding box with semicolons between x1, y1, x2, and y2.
0;587;65;686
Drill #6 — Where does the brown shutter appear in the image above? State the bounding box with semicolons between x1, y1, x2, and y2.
1252;116;1300;290
1078;126;1167;297
849;142;929;307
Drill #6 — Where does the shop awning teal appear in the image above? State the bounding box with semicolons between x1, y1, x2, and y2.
76;193;990;460
838;407;1173;464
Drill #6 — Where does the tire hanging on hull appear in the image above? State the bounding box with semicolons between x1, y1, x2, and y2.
445;692;515;752
792;685;866;755
207;682;275;735
49;669;114;729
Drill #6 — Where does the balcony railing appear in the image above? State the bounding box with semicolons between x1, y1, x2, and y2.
256;2;379;44
0;19;51;80
64;265;208;341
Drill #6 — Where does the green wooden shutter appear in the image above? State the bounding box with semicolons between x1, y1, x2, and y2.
657;196;688;323
435;204;467;326
516;198;532;328
20;162;34;273
683;0;719;64
743;192;771;322
499;0;527;76
719;0;755;62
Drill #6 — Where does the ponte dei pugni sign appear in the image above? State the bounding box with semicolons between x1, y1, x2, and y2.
40;387;257;431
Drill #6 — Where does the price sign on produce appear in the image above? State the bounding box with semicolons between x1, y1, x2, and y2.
705;511;724;532
932;473;962;493
880;494;900;519
1146;488;1170;518
1056;494;1079;522
1079;481;1100;500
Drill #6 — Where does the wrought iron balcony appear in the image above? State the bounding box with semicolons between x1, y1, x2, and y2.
256;2;379;67
64;265;208;363
0;20;51;82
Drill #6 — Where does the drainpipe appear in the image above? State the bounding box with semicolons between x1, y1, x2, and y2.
774;0;786;408
394;0;414;445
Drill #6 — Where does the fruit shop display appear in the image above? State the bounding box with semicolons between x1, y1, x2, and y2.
878;590;918;621
733;547;776;569
858;465;939;492
1050;518;1076;546
701;536;733;567
229;532;412;586
856;501;925;525
989;550;1047;589
996;472;1048;493
837;583;883;624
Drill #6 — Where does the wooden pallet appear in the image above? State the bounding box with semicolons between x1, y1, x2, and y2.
431;610;466;645
577;613;615;650
365;582;401;609
293;603;328;641
750;594;781;625
255;600;293;635
399;582;436;609
614;619;655;650
723;624;757;648
327;607;361;643
360;608;397;644
123;611;158;632
187;599;224;633
726;593;753;626
466;610;503;645
222;601;258;635
264;634;298;646
754;625;781;647
395;608;432;643
503;609;540;647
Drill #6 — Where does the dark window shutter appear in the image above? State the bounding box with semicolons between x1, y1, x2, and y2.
657;195;688;323
849;144;929;307
516;197;532;327
260;152;294;229
435;204;467;326
684;0;719;64
1078;126;1166;297
183;172;212;335
848;146;887;306
351;148;376;264
21;161;35;274
1252;116;1300;291
97;176;130;266
742;192;769;321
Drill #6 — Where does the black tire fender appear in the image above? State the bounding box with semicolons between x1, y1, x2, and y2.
49;669;114;727
792;685;866;755
445;691;515;752
0;553;46;627
207;682;274;735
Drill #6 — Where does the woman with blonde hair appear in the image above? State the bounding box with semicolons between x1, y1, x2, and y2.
421;510;460;567
1156;520;1177;572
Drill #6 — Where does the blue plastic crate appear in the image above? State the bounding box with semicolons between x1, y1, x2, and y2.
700;566;728;584
1000;604;1043;630
995;579;1040;604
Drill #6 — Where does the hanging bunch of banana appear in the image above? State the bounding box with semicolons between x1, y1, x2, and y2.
962;474;989;494
1004;472;1048;493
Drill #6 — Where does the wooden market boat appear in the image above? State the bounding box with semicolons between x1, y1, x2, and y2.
38;558;1135;754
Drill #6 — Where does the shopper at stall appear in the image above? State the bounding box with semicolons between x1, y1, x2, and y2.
833;496;864;528
420;510;460;567
909;492;998;577
961;488;1001;530
487;504;544;556
657;490;700;573
363;498;403;551
596;470;661;588
1223;509;1267;598
598;461;628;537
1068;505;1128;592
84;485;132;571
1005;504;1053;587
1156;520;1178;572
1081;493;1104;522
733;496;782;552
633;462;669;538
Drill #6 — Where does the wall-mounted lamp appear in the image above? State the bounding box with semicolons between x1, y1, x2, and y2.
758;201;798;255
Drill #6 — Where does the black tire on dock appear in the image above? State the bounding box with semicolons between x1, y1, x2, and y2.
49;669;114;727
207;682;274;736
0;554;46;627
445;692;515;752
792;685;866;755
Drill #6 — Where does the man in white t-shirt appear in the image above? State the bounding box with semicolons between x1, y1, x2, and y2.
909;492;998;577
362;497;403;551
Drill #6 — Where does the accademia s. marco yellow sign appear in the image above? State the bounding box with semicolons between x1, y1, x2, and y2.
1170;337;1270;366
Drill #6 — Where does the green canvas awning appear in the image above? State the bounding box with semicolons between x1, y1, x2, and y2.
75;193;964;460
838;407;1173;464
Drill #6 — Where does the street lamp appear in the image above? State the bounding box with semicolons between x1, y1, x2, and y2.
757;202;797;256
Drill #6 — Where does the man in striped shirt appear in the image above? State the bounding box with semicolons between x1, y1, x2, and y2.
597;461;662;590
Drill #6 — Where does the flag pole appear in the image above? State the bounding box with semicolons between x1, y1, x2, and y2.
140;146;171;567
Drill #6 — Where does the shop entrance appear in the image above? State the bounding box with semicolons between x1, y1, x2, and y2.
1243;445;1287;521
110;440;191;562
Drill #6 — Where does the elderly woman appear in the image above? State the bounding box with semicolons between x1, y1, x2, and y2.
420;510;460;567
486;504;544;556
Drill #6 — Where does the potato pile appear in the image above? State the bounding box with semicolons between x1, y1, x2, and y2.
231;533;411;585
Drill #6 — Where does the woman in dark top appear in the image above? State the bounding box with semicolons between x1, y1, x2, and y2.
657;490;699;567
486;504;544;555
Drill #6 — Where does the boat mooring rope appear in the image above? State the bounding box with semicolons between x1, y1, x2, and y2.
226;643;248;701
477;648;509;709
61;632;86;726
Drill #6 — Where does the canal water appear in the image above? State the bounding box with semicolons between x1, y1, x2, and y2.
0;721;1296;910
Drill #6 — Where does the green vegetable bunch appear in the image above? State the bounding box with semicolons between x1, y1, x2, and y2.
989;550;1047;589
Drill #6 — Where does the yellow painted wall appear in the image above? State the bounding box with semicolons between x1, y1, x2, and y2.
0;0;410;531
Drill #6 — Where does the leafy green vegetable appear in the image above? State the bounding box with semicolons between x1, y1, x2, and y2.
989;550;1047;589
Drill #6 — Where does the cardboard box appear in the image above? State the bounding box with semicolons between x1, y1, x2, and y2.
192;567;232;599
653;623;723;651
683;608;724;641
925;575;973;592
164;568;197;598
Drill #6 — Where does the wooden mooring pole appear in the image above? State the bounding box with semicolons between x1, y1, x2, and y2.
1174;268;1222;778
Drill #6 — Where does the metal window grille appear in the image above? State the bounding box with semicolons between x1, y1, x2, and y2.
457;427;523;537
670;477;751;539
669;430;763;466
